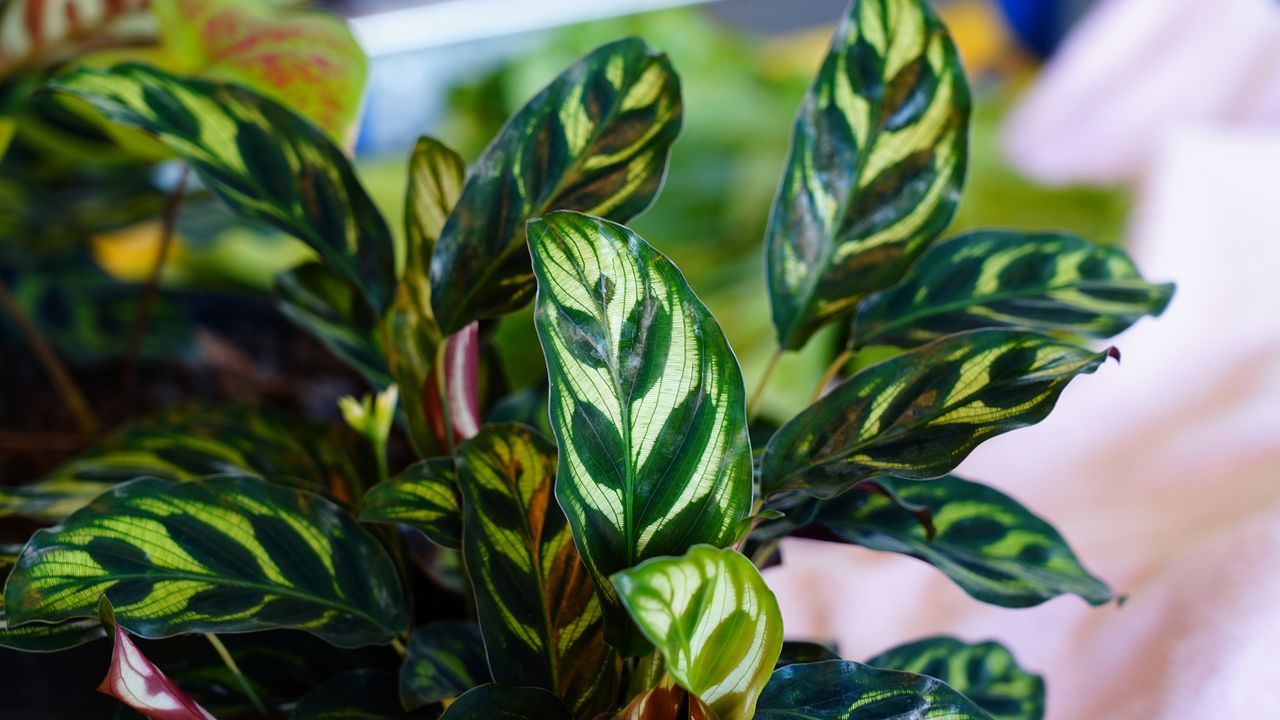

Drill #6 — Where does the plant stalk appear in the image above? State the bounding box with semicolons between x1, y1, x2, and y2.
204;632;268;719
811;348;855;403
747;349;783;422
0;277;99;436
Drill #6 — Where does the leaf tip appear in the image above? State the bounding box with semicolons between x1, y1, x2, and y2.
1105;346;1121;364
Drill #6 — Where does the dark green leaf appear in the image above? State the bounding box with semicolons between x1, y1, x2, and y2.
868;636;1043;720
438;684;571;720
814;476;1113;607
3;475;409;646
456;424;617;718
756;660;991;719
361;458;462;549
777;640;840;667
853;231;1174;348
529;212;752;655
49;63;396;312
276;261;391;387
400;621;490;709
293;669;416;719
430;38;683;333
762;330;1113;499
765;0;971;349
0;596;104;652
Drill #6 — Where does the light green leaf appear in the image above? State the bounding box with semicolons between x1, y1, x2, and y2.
3;475;409;647
438;684;572;720
399;621;490;710
456;424;617;718
360;458;462;549
853;231;1174;348
762;330;1113;499
276;261;391;387
868;636;1044;720
814;476;1113;607
48;63;397;312
430;37;683;333
756;660;991;719
529;211;753;655
765;0;971;350
612;545;783;720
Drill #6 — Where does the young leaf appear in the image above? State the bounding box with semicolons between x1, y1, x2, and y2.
292;669;409;720
814;476;1113;607
612;545;783;720
99;611;217;720
617;682;715;720
529;212;753;655
430;38;683;333
424;322;483;445
456;424;617;718
765;0;971;350
868;636;1044;720
755;660;991;719
48;63;396;312
360;458;462;549
276;261;392;388
762;330;1113;499
3;475;409;647
399;621;490;710
438;684;572;720
853;231;1174;348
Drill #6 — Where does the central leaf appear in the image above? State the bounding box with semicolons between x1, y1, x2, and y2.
529;211;752;655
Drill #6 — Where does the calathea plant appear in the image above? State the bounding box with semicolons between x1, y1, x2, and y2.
0;0;1173;717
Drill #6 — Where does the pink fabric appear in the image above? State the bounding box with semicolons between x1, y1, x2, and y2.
766;0;1280;715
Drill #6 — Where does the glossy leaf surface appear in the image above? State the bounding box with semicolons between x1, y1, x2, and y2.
765;0;971;349
762;330;1112;499
612;545;783;719
0;596;104;652
49;63;396;312
456;425;616;718
360;458;461;549
815;476;1113;607
868;636;1044;720
529;212;752;654
756;660;990;719
854;231;1174;348
430;38;682;332
438;684;572;720
100;620;217;720
399;621;490;709
4;475;409;646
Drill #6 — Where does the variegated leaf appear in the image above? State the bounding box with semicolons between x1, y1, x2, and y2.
814;476;1113;607
765;0;971;350
868;636;1044;720
3;475;409;647
456;424;617;718
392;136;465;455
98;600;217;720
48;63;396;312
360;458;462;549
612;545;783;720
0;404;369;522
762;330;1113;499
777;641;840;668
438;684;572;720
756;660;991;719
430;37;682;333
529;212;752;655
0;594;105;652
399;621;490;709
0;0;150;79
853;231;1174;348
276;261;391;388
617;681;714;720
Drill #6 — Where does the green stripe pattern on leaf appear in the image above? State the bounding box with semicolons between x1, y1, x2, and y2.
815;476;1113;607
456;425;617;718
276;262;391;387
400;621;491;709
762;330;1112;499
612;545;783;720
854;231;1174;348
361;458;462;549
756;660;991;719
529;211;753;654
430;38;682;333
868;636;1044;720
48;63;396;312
3;475;408;647
765;0;971;350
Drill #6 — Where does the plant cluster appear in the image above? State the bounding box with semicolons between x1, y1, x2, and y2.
0;0;1172;718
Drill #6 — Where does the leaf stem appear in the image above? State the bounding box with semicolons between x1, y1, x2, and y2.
391;637;407;659
747;349;784;422
0;277;99;436
122;165;190;403
434;340;457;457
810;349;856;403
204;632;268;719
